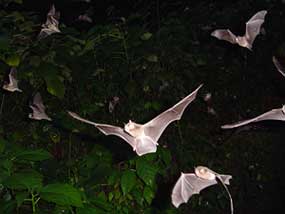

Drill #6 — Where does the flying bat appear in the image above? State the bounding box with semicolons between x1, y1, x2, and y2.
68;84;203;156
221;105;285;129
38;4;61;39
171;166;233;214
211;10;267;50
2;67;22;92
29;92;52;121
272;56;285;78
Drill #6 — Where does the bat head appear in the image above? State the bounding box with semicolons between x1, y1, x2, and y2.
124;120;143;137
195;166;216;180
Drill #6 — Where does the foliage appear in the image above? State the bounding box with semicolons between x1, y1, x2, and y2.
0;0;285;214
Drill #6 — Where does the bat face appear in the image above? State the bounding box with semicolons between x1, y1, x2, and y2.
69;84;203;156
195;166;216;180
29;93;52;121
211;10;267;50
171;166;232;210
2;68;22;92
124;120;144;137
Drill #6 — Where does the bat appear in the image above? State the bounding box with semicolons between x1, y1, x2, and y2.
108;96;120;113
68;84;203;156
171;166;233;214
38;4;61;39
211;10;267;50
29;92;52;121
78;14;93;23
221;105;285;129
272;56;285;78
2;67;22;92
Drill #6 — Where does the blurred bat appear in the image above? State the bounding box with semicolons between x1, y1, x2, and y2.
172;166;233;214
38;4;61;39
272;56;285;78
68;84;203;156
78;14;93;23
221;105;285;129
211;10;267;50
2;68;22;92
29;93;52;121
108;96;120;113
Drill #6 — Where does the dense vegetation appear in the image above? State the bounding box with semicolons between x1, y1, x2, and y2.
0;0;285;213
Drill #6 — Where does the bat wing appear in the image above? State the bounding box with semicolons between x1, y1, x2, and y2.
144;84;203;142
221;106;285;129
273;56;285;77
33;93;46;112
171;173;218;208
245;10;267;45
68;111;136;149
9;68;17;85
211;29;237;44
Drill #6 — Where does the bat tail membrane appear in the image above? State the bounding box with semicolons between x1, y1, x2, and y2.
135;136;157;156
219;175;232;185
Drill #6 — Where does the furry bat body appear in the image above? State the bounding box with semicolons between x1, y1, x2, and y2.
221;105;285;129
68;84;202;156
211;10;267;50
29;93;52;121
172;166;233;214
272;56;285;78
2;68;22;92
38;5;61;39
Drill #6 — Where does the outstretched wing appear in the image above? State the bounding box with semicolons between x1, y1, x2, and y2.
273;56;285;78
221;106;285;129
245;10;267;45
68;111;136;149
144;84;203;142
171;173;217;208
211;29;237;44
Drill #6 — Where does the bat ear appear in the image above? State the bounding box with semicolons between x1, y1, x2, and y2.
282;105;285;113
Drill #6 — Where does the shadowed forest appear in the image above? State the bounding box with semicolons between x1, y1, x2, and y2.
0;0;285;213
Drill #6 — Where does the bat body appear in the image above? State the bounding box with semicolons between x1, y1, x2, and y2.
172;166;233;214
272;56;285;78
211;10;267;50
68;84;203;156
38;5;61;39
2;68;22;92
221;105;285;129
29;93;52;121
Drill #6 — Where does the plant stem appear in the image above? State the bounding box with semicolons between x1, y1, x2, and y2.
68;133;72;180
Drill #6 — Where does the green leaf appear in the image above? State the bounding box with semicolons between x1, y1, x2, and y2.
140;32;152;41
40;183;83;207
44;75;65;99
15;192;29;207
5;54;20;67
77;205;106;214
136;159;158;186
120;170;136;195
143;186;154;204
4;171;43;190
146;55;158;62
91;192;112;211
15;149;52;161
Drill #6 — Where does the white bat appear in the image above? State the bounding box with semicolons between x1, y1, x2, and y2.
29;92;52;121
68;84;203;156
171;166;233;214
2;67;22;92
38;4;61;39
221;105;285;129
272;56;285;78
211;10;267;50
